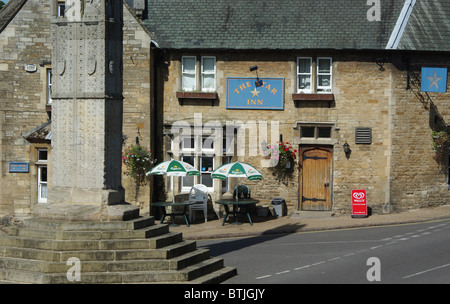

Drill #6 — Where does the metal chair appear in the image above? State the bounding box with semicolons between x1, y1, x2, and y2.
188;184;209;222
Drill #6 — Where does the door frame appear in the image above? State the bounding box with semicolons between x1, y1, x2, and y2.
298;145;333;211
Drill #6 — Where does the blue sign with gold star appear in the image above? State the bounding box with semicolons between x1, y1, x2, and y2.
227;77;285;110
421;67;447;93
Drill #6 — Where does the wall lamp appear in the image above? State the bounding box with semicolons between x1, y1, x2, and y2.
343;141;351;158
249;65;263;87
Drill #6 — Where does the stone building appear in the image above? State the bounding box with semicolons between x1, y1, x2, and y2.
0;0;448;219
0;0;153;217
143;0;449;216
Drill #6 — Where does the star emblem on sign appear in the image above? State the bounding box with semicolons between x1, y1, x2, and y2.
427;70;442;90
250;88;260;98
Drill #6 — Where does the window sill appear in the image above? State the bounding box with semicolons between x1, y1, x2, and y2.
292;93;334;101
176;91;217;100
292;93;334;108
177;91;218;106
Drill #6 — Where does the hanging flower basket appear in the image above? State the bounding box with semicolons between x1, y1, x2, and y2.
432;130;450;168
263;141;297;181
122;145;154;200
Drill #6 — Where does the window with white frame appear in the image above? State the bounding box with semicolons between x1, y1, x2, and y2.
182;56;196;91
179;135;215;191
317;57;332;92
36;149;48;203
181;56;216;92
201;56;216;92
297;57;312;93
297;57;332;93
47;68;52;104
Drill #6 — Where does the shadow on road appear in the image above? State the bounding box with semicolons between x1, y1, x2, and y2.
198;223;305;257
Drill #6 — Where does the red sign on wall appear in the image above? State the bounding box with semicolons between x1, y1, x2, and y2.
352;190;368;218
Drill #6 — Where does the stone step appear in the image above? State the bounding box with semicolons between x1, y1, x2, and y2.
0;248;210;274
0;257;230;284
0;216;237;284
0;231;183;251
1;240;198;262
22;216;154;231
180;266;238;284
6;223;170;240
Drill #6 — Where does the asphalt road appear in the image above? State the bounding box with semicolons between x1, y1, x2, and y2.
198;219;450;284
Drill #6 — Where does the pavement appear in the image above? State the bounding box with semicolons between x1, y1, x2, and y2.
168;204;450;240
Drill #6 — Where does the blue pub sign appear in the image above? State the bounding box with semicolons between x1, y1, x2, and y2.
226;77;285;110
9;162;29;173
421;67;447;93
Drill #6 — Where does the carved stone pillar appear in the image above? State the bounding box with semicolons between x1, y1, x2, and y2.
47;0;124;207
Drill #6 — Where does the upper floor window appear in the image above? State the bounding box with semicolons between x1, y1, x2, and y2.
57;1;65;17
297;57;332;93
181;56;216;92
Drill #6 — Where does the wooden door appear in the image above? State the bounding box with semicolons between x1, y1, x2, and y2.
300;147;332;211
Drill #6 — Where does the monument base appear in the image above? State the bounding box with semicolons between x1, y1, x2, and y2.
48;186;125;206
32;202;139;222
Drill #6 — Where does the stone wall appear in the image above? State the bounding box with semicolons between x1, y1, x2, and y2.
389;54;450;211
121;4;153;208
0;0;52;217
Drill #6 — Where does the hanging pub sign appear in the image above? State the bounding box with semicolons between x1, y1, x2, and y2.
421;67;447;93
226;77;285;110
351;189;368;218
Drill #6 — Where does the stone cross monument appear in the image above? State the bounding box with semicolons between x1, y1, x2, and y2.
43;0;126;216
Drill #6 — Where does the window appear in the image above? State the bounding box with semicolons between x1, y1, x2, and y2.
317;58;332;92
201;57;216;92
297;58;312;93
36;149;48;203
47;68;52;104
297;57;332;93
57;1;65;17
182;56;196;91
181;56;216;92
179;135;215;191
300;126;332;139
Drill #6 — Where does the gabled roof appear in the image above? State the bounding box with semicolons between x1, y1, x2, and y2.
142;0;450;52
0;0;28;33
142;0;404;50
398;0;450;51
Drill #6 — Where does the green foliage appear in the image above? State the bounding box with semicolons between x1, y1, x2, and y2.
263;141;297;181
122;145;153;187
432;130;450;170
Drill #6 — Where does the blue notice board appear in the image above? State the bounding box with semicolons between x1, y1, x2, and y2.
9;162;29;173
227;77;285;110
421;67;447;93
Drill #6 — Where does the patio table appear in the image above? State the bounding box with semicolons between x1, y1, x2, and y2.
215;199;259;226
152;201;197;227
